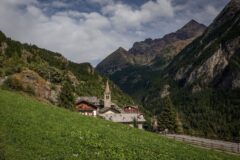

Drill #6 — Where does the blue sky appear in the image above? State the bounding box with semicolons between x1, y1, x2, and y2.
0;0;230;66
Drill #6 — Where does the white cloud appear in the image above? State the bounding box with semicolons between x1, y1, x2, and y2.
0;0;224;66
0;0;175;66
51;1;69;8
102;0;174;31
205;5;219;18
89;0;114;6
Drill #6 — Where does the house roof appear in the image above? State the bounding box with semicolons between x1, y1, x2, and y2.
100;113;146;123
76;96;101;106
99;106;122;114
124;105;139;109
76;101;98;111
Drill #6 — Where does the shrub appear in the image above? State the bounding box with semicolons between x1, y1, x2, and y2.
4;77;22;90
0;70;4;77
25;85;35;95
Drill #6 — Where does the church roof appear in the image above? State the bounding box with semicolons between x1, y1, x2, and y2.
76;96;101;106
99;105;122;113
100;113;146;123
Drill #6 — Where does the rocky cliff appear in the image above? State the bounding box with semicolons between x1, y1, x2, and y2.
166;0;240;91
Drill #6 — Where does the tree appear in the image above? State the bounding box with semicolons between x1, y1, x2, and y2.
59;82;74;109
158;96;176;132
133;117;138;128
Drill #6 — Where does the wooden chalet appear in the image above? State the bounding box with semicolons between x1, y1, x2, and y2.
75;100;99;116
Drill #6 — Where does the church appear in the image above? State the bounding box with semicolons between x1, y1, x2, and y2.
75;81;146;129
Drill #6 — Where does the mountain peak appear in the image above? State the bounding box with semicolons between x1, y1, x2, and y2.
206;0;240;34
229;0;240;5
115;47;127;53
223;0;240;14
187;19;200;25
181;19;206;31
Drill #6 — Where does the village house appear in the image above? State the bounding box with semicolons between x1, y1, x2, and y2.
75;81;146;129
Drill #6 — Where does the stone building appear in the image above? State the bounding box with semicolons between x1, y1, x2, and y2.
75;81;146;129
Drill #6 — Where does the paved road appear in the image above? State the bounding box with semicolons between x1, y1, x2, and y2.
165;134;240;154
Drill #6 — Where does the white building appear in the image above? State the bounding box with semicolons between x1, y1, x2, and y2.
75;81;146;129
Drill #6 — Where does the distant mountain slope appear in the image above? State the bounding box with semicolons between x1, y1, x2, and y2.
128;20;206;64
143;0;240;140
96;47;134;76
96;20;206;76
96;20;206;100
0;89;238;160
0;31;134;108
96;0;240;140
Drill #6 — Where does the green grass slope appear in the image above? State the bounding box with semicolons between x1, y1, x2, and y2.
0;89;239;160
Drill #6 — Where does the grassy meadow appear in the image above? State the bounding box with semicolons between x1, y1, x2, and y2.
0;89;239;160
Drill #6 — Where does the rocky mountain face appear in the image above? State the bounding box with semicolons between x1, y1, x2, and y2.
96;47;135;76
0;31;134;108
96;20;206;99
97;0;240;140
128;20;206;64
166;0;240;91
96;20;206;76
143;0;240;140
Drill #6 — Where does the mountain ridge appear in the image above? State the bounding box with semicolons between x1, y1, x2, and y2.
96;19;206;76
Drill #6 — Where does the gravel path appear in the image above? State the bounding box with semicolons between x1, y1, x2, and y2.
165;134;240;154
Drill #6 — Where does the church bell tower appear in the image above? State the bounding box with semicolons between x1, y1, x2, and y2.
104;80;111;108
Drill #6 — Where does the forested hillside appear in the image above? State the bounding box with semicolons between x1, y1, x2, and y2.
0;31;134;109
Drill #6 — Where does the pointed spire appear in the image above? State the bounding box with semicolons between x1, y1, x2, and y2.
105;80;110;93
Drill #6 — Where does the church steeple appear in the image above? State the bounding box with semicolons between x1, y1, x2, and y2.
104;80;111;108
105;80;110;93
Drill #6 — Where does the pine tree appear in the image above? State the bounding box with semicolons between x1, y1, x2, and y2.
59;82;74;109
158;96;176;132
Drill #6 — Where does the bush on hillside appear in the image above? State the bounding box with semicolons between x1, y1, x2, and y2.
4;77;22;90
